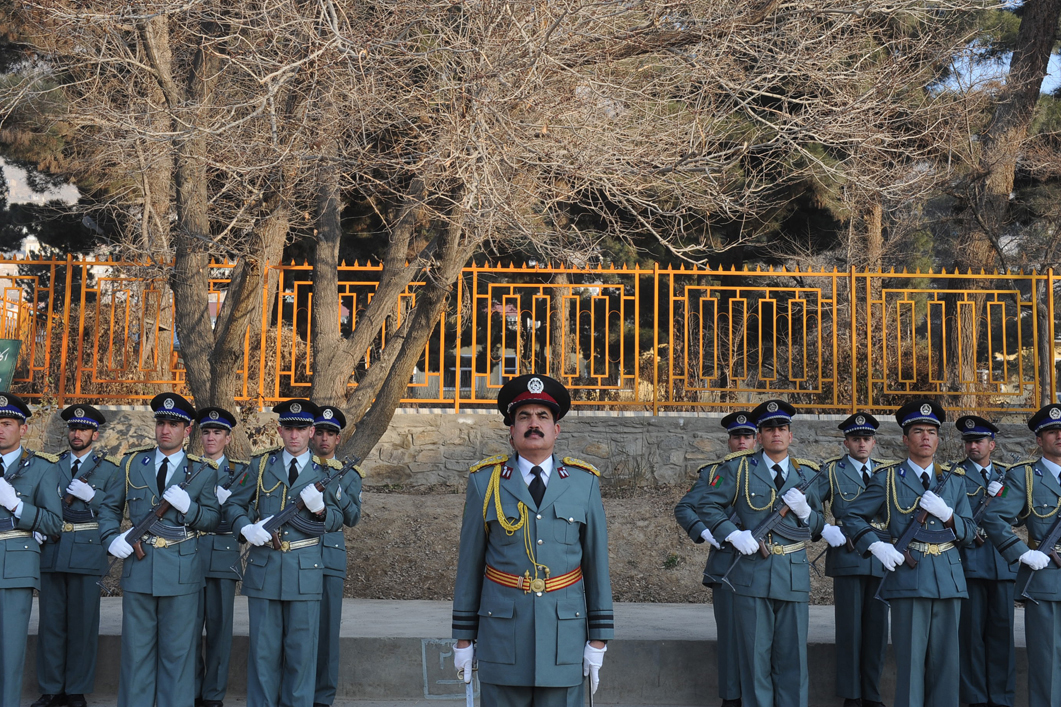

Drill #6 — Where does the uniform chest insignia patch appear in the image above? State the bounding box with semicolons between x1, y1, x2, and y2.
142;456;151;465
269;456;276;464
898;466;906;477
1035;467;1043;476
750;457;758;466
238;472;249;486
838;460;845;468
557;466;569;479
710;474;722;486
500;465;513;479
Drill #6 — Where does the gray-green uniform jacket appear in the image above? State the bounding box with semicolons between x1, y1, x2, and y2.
98;447;221;596
0;448;64;589
842;460;974;600
321;458;363;578
40;450;122;576
698;450;825;601
674;460;736;584
202;457;249;581
225;450;344;601
822;456;891;579
452;454;614;688
956;459;1018;581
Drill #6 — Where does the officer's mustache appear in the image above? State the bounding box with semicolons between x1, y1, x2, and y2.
524;429;545;438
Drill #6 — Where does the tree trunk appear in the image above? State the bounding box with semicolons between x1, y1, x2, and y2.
865;199;883;272
549;270;570;379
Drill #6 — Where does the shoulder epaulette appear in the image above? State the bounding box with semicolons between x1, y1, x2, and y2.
697;460;723;474
875;461;900;473
1012;459;1038;468
822;455;844;466
34;451;60;463
873;458;900;466
325;457;344;470
229;458;249;466
353;464;365;477
105;455;123;466
122;445;155;456
723;448;757;461
470;454;508;473
252;445;283;458
187;453;219;469
562;457;600;476
941;462;964;475
795;458;820;471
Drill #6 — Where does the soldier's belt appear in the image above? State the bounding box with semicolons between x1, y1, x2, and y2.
142;532;198;549
485;565;583;594
907;540;956;556
267;537;319;552
62;522;99;532
0;529;30;541
765;541;806;555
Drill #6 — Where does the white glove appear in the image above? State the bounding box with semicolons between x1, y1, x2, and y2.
0;478;18;511
782;488;812;521
241;515;274;546
869;540;905;571
918;490;953;522
583;642;607;694
108;529;134;559
453;643;475;683
987;480;1003;497
33;531;45;545
163;485;191;514
700;528;721;549
726;529;760;556
216;486;232;505
822;523;847;548
1020;549;1051;571
65;479;95;503
300;484;325;513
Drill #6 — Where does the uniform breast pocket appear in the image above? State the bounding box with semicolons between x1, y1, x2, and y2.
297;552;323;595
553;506;586;544
476;596;515;664
556;599;587;664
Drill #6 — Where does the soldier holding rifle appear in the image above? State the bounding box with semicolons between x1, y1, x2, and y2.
842;400;974;707
980;403;1061;706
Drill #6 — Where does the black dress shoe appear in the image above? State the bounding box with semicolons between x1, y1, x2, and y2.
65;696;87;707
30;696;66;707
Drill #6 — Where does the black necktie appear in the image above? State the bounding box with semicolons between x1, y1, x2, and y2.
772;464;785;490
0;457;7;478
921;473;931;491
529;465;546;507
861;465;871;486
72;459;81;479
981;467;991;485
156;458;168;496
288;459;299;486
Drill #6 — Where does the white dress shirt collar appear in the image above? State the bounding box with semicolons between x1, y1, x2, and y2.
516;455;554;488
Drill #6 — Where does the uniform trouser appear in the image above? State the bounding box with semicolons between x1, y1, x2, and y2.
118;590;199;707
247;597;321;707
314;574;344;705
480;682;583;707
712;583;740;701
890;597;960;707
195;577;237;702
732;593;808;707
833;575;888;702
959;578;1016;706
1025;598;1061;706
0;587;32;707
37;571;102;695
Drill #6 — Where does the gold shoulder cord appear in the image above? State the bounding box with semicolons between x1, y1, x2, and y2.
887;467;920;525
829;462;862;504
255;455;286;515
1024;464;1061;519
743;457;775;512
481;462;551;587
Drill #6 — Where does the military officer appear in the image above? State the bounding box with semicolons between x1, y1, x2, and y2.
818;413;890;707
311;404;363;707
98;393;221;707
698;399;824;707
225;399;344;707
32;404;122;707
0;392;63;707
843;400;974;707
673;410;756;707
980;404;1061;705
192;406;248;707
953;415;1015;707
452;374;614;707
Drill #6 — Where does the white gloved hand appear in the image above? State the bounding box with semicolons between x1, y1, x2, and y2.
1019;549;1051;571
453;643;475;683
919;490;953;522
822;523;847;548
699;528;721;549
0;478;18;511
33;531;45;545
726;529;760;556
241;515;274;546
987;480;1003;497
869;540;905;572
782;488;812;521
215;485;232;505
583;642;607;694
163;485;191;514
66;479;95;503
299;484;325;513
108;529;134;559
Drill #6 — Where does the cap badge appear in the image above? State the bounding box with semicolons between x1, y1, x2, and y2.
736;414;747;424
855;415;865;425
528;377;544;394
0;396;9;407
1050;407;1061;420
291;403;302;414
323;409;334;419
920;403;932;416
163;398;175;410
767;402;778;413
965;419;975;429
209;411;219;420
74;407;85;418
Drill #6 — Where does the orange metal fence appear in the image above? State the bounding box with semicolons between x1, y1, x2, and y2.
3;255;1056;416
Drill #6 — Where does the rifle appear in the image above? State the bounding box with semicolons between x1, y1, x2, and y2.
874;464;958;606
971;465;1007;547
718;464;825;590
62;453;105;506
1018;512;1061;605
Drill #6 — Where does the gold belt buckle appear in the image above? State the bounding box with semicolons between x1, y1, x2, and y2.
529;578;547;593
280;540;291;552
62;522;73;533
772;544;784;555
154;537;168;549
925;543;940;556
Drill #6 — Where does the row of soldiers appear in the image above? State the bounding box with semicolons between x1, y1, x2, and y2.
0;391;362;707
675;398;1061;707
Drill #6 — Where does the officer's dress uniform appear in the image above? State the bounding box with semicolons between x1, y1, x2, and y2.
314;459;362;707
98;447;221;707
981;455;1061;705
843;460;973;707
226;448;343;707
956;457;1017;707
699;449;824;707
0;446;63;707
452;453;614;707
37;448;121;699
821;454;890;705
674;459;741;704
194;454;249;706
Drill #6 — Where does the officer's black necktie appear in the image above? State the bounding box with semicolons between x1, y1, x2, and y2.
921;472;931;491
861;465;871;486
288;459;299;486
72;459;81;479
772;463;785;491
0;457;6;479
156;458;168;496
981;467;991;486
529;465;546;507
